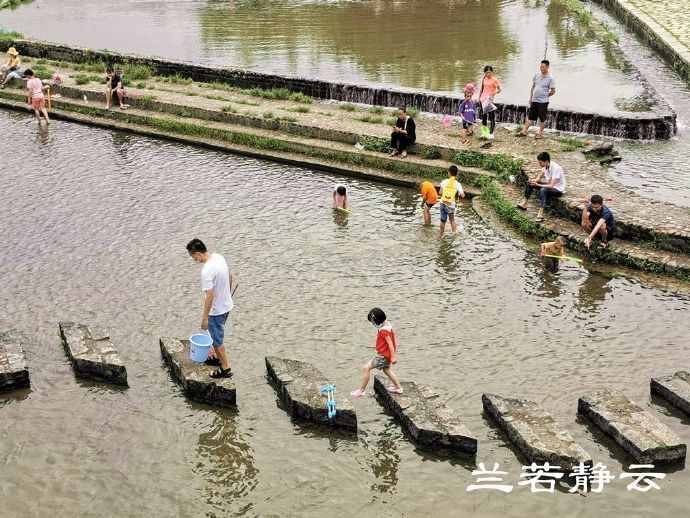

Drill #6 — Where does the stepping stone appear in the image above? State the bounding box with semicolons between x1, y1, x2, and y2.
160;337;236;407
374;376;477;455
59;322;127;386
651;371;690;416
578;389;686;464
265;356;356;431
0;340;30;392
483;393;590;469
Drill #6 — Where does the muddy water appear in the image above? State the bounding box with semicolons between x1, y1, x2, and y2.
0;0;644;113
1;110;689;517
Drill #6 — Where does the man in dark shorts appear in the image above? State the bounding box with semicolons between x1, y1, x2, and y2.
582;195;615;249
519;60;556;139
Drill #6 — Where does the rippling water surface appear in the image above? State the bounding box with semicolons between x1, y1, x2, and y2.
1;111;689;517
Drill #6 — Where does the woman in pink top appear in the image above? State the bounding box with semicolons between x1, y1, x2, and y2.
478;65;501;139
24;69;50;124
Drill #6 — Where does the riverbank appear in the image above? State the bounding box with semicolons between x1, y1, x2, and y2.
592;0;690;81
1;54;689;280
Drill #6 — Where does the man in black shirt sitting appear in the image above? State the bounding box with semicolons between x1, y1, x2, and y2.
390;106;416;159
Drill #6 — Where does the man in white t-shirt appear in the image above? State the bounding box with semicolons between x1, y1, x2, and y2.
187;238;234;379
517;151;566;222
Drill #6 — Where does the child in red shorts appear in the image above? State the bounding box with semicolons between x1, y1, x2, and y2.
351;307;403;398
24;69;50;124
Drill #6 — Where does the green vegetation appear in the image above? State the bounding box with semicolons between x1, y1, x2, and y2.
160;74;194;85
452;150;524;181
369;106;384;114
339;103;356;112
135;82;146;89
233;98;260;106
244;87;313;104
478;178;554;241
286;106;310;113
0;0;33;12
221;104;237;114
355;115;383;124
358;136;390;154
31;65;55;80
121;63;152;81
73;73;101;85
422;147;443;160
406;107;418;117
263;111;275;119
0;29;23;41
558;136;587;152
385;117;397;126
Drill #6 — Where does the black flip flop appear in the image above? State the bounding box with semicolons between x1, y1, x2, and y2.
210;368;233;379
204;357;221;367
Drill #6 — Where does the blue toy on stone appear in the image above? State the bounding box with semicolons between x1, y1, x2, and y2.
320;384;337;420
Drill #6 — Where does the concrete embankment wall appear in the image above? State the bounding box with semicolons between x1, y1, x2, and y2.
592;0;690;82
0;39;677;140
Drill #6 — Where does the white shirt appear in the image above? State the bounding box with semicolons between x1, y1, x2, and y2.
545;161;566;193
440;177;465;206
201;253;233;316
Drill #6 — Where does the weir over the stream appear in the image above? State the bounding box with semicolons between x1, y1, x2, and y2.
0;39;677;140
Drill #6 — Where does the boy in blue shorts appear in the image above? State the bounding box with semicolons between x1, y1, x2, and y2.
438;165;466;237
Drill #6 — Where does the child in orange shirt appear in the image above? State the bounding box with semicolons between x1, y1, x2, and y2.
351;307;402;398
419;180;438;225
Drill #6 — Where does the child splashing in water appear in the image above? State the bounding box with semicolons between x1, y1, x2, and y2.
333;184;349;210
540;236;566;272
24;69;50;124
351;308;403;398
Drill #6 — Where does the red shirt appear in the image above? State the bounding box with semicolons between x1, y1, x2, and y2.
376;323;397;361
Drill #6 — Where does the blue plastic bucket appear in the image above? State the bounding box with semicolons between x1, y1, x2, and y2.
189;333;213;362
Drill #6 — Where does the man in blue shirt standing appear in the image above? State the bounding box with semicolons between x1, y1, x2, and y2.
582;195;615;249
519;59;556;139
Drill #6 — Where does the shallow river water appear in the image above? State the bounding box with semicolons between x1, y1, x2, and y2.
1;110;689;517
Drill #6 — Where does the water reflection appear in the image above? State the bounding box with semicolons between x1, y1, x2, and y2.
199;0;517;91
194;411;259;508
575;271;612;312
369;422;400;495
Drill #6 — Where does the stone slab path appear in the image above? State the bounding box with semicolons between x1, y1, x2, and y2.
59;322;127;386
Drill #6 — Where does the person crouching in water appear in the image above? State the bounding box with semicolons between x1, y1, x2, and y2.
24;69;50;124
333;184;349;210
540;236;566;272
439;165;465;237
419;180;438;226
350;307;403;398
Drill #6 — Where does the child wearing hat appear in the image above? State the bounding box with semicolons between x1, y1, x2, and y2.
0;47;22;88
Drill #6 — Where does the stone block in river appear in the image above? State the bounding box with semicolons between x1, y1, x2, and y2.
265;356;357;431
651;371;690;416
374;376;477;455
482;394;590;469
578;389;686;464
0;340;30;392
59;322;127;386
160;337;236;407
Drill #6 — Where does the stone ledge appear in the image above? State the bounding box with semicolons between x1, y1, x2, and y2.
482;393;591;470
578;389;686;464
159;337;236;407
265;356;357;431
0;340;30;393
59;322;127;386
374;376;477;455
651;371;690;416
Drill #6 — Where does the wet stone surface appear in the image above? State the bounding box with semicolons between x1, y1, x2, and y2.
374;376;477;455
482;394;591;469
651;371;690;416
159;337;236;407
0;340;30;392
59;322;127;386
265;356;357;431
578;389;687;464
